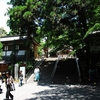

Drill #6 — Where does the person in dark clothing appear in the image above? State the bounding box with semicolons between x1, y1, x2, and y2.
19;70;23;87
89;67;96;85
5;73;14;100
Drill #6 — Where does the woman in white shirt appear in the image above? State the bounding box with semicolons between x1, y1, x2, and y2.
34;66;40;81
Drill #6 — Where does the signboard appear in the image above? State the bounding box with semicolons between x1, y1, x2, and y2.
14;63;19;80
0;64;8;72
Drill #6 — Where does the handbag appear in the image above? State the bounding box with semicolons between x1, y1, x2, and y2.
20;76;23;81
10;83;15;91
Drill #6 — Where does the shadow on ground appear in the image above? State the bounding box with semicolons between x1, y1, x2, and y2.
25;84;100;100
25;59;100;100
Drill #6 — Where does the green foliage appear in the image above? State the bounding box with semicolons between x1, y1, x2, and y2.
26;63;33;71
94;5;100;18
68;49;76;56
8;65;13;71
13;6;26;17
0;27;7;36
23;11;32;20
26;61;37;72
6;0;100;54
84;23;100;39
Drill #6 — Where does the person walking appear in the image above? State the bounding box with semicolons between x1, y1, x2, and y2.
0;72;3;93
10;75;15;91
19;70;23;87
34;66;40;81
5;73;14;100
0;72;3;84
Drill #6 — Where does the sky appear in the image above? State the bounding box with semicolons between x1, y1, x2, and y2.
0;0;12;33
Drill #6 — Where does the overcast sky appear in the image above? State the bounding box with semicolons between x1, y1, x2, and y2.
0;0;12;33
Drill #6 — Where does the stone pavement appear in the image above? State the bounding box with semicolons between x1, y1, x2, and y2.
0;81;100;100
0;57;100;100
0;82;52;100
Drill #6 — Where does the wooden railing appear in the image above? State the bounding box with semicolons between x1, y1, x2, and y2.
25;58;45;82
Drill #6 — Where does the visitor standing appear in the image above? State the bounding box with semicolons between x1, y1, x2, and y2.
34;66;40;81
19;70;23;87
89;67;96;85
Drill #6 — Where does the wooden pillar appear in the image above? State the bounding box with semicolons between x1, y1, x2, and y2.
34;45;38;59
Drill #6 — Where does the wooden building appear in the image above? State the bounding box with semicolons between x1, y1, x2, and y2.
0;35;40;73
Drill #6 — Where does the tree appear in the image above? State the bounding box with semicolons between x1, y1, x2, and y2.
6;0;100;62
40;0;100;63
0;27;7;37
6;0;47;60
35;0;100;80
